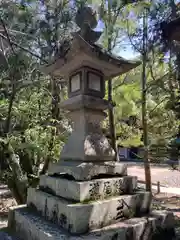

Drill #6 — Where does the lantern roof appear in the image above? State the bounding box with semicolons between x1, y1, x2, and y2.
41;6;141;79
41;34;140;79
161;16;180;41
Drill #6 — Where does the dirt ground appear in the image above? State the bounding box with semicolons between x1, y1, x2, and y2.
127;165;180;188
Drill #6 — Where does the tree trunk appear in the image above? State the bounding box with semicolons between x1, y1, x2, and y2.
107;1;118;160
5;143;28;204
142;8;151;192
40;77;60;175
108;79;118;160
169;0;180;168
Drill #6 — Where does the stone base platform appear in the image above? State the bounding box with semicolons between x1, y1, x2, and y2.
8;205;176;240
27;188;151;234
48;161;127;180
39;175;137;202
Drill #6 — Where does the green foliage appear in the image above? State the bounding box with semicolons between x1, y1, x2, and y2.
0;0;74;203
0;0;179;202
93;0;179;151
111;62;178;147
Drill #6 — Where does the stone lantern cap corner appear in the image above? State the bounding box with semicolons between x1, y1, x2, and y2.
161;16;180;41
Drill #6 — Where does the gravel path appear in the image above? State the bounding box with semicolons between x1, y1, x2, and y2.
128;164;180;188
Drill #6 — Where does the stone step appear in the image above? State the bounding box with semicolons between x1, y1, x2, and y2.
8;205;175;240
39;175;138;202
0;232;20;240
27;187;151;234
48;161;127;181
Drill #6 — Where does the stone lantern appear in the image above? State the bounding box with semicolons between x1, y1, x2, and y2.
42;6;140;166
8;6;175;240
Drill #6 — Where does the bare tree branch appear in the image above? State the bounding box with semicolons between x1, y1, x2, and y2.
148;96;168;115
126;19;142;54
0;17;15;54
0;33;48;63
147;64;176;93
113;73;129;90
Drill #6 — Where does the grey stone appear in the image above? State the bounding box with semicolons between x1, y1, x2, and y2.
27;188;151;234
60;95;109;111
0;232;19;240
8;206;175;240
75;6;102;44
0;185;11;198
68;67;105;99
48;161;127;181
59;108;115;162
75;6;97;30
39;175;137;202
41;33;140;79
149;210;175;229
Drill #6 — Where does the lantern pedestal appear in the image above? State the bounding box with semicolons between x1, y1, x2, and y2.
59;95;115;163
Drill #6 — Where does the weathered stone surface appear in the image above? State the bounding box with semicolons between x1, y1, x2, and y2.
48;161;127;180
39;175;137;202
8;206;175;240
27;188;151;234
60;95;109;111
42;33;140;79
0;232;20;240
59;108;115;162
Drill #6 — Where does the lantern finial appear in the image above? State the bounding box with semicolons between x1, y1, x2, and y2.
75;6;102;44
